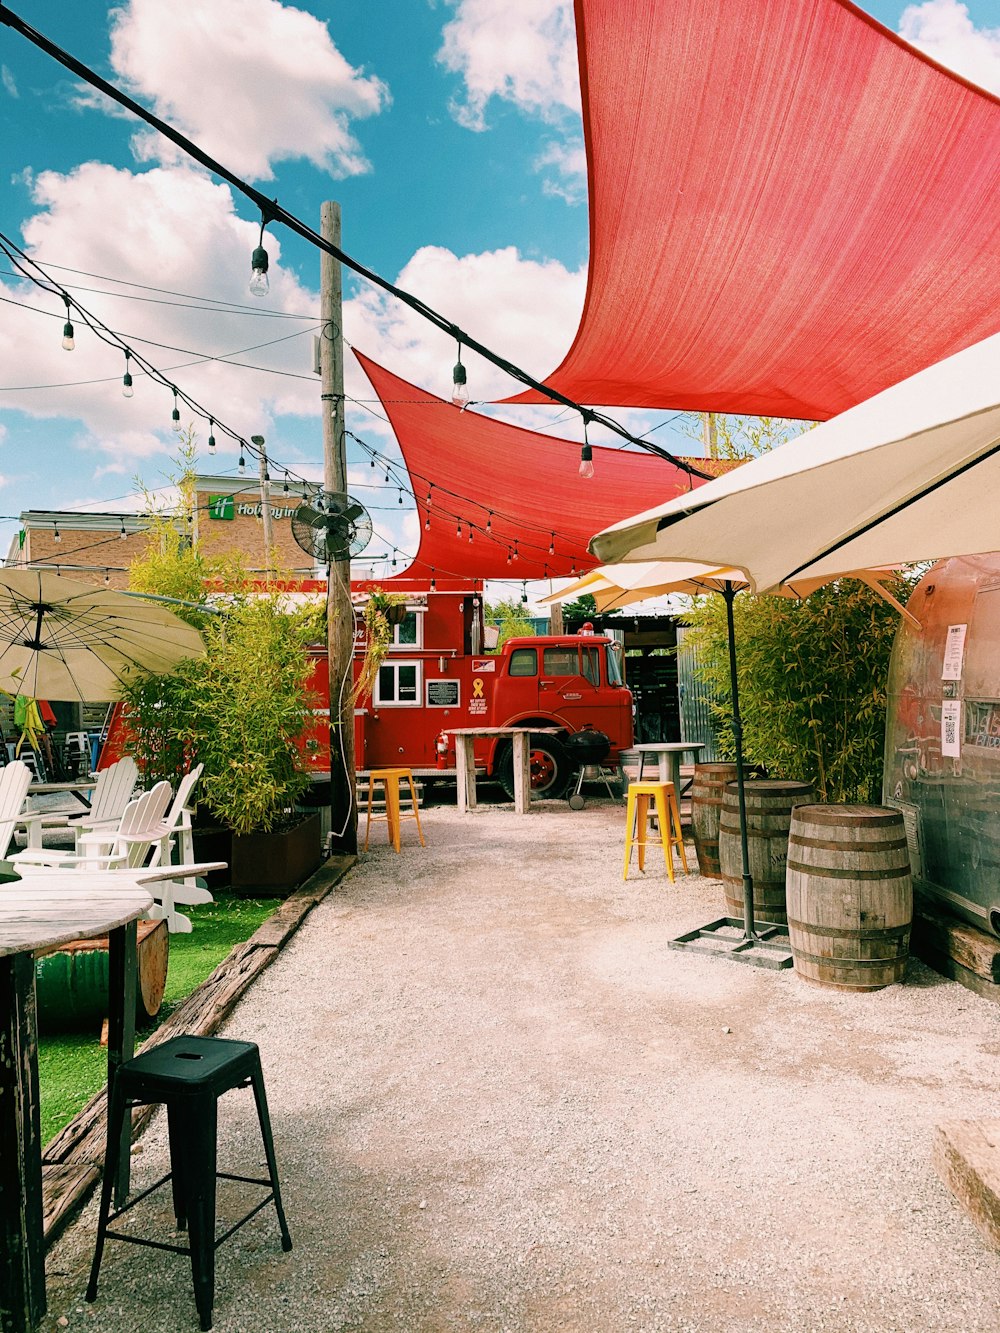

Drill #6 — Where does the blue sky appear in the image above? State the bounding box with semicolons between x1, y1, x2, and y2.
0;0;997;597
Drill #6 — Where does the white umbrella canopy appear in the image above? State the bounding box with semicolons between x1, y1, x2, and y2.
0;570;206;702
589;331;1000;591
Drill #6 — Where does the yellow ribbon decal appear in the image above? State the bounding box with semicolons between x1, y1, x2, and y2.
472;678;485;698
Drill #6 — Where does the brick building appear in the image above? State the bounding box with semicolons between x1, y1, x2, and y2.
6;475;321;590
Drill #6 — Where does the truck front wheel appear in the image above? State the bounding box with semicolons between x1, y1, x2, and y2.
496;734;571;800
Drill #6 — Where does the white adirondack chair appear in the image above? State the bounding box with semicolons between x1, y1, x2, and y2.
12;781;173;872
18;756;139;850
144;765;215;933
0;761;34;860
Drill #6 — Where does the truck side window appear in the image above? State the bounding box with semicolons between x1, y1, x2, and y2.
375;661;420;705
581;647;600;684
605;644;623;686
543;648;579;677
509;648;538;677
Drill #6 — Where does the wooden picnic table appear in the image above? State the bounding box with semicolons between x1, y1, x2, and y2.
445;727;559;815
27;779;97;811
0;873;152;1332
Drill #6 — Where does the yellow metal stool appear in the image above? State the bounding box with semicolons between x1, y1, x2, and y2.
623;780;689;880
364;767;426;853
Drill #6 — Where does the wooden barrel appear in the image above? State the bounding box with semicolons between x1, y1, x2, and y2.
786;805;913;992
35;918;169;1032
719;779;814;923
691;763;738;877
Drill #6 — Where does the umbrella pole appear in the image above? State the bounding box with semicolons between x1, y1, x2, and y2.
723;583;756;940
667;582;792;968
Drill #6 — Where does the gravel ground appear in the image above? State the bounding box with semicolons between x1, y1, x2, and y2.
41;798;1000;1332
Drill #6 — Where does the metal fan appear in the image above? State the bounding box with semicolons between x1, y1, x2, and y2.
291;490;373;563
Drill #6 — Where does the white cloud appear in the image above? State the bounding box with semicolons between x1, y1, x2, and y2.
899;0;1000;93
100;0;389;180
2;65;19;99
0;162;322;467
535;138;586;204
437;0;579;130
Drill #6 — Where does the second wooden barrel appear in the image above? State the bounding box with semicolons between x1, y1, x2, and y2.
719;779;814;923
786;805;912;992
691;763;738;877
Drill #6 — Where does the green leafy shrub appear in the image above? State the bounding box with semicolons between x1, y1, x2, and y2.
682;579;913;803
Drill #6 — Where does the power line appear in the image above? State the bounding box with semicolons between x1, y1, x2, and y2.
0;1;711;482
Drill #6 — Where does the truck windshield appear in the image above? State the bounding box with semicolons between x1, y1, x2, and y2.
605;644;623;686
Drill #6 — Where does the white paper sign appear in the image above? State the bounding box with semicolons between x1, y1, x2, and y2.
941;623;968;681
941;699;962;758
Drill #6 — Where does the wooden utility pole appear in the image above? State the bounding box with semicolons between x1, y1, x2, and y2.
703;412;719;460
321;201;357;853
252;435;274;573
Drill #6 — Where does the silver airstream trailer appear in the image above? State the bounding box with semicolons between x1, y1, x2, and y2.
884;554;1000;935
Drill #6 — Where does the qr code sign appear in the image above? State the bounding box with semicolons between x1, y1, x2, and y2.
944;712;957;747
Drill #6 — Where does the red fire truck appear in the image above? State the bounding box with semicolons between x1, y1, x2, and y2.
99;581;634;798
304;582;634;797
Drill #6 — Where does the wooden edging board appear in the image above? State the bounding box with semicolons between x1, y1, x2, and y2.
40;853;356;1245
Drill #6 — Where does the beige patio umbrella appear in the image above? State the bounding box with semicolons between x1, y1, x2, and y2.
0;569;206;702
589;330;1000;591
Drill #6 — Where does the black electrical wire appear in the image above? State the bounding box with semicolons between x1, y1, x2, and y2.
0;1;711;481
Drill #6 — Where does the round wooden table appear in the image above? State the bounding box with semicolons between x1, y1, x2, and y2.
0;873;153;1332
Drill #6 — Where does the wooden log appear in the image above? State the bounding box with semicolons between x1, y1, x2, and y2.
911;902;1000;983
41;1163;98;1244
934;1120;1000;1252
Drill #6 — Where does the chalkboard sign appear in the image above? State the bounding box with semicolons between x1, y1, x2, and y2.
426;679;460;707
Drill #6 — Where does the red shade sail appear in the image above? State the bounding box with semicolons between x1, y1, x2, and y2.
508;0;1000;421
354;350;722;582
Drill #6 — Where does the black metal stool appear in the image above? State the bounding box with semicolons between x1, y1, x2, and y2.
87;1034;292;1331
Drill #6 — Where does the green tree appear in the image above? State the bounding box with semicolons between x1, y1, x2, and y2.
682;578;913;803
684;413;808;460
562;592;620;621
485;599;535;651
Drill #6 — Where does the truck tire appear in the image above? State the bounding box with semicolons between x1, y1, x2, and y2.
497;733;571;800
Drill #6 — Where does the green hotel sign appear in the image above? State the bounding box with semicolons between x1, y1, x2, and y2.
208;494;234;520
207;494;299;521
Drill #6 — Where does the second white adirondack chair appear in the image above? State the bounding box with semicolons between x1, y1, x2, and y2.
0;761;34;860
145;765;215;933
18;756;139;850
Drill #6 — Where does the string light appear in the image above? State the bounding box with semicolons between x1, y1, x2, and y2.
397;489;404;505
456;520;462;539
60;294;74;351
521;582;528;605
238;452;246;475
119;519;127;540
424;513;431;531
53;521;61;543
430;570;437;592
249;214;269;297
451;343;469;408
171;389;180;424
208;419;216;454
507;549;513;566
121;349;134;398
549;533;555;555
579;415;595;479
370;456;376;469
468;527;474;543
486;512;492;533
512;542;519;562
104;569;110;586
283;472;290;495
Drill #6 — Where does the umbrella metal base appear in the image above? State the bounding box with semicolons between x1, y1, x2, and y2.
669;916;794;969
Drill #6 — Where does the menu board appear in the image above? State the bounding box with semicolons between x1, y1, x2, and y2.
426;679;460;707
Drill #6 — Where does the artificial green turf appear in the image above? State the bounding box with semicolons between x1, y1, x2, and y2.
36;893;281;1146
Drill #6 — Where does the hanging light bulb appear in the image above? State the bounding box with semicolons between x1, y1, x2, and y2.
61;295;74;351
119;520;127;540
456;519;462;539
283;473;290;495
579;416;595;479
171;389;181;425
121;349;134;398
249;216;269;297
398;489;404;506
207;419;217;454
430;573;437;592
468;527;474;543
391;550;397;568
507;548;513;566
486;512;492;534
370;456;376;469
238;452;246;475
549;533;555;555
426;487;433;509
104;569;111;587
53;521;61;544
512;542;519;562
521;583;528;605
424;514;431;531
451;344;469;408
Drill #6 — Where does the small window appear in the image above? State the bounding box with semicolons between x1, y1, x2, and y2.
375;661;421;705
392;611;419;647
543;648;579;677
581;646;600;684
509;648;537;677
605;644;624;686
